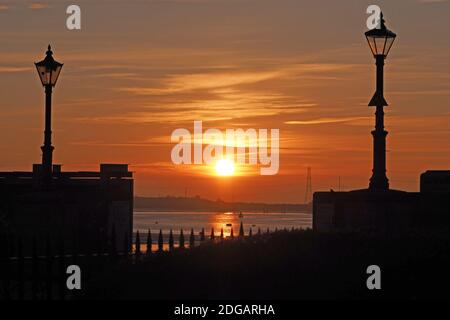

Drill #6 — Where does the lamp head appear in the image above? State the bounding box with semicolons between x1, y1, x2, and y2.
35;45;63;87
365;12;397;58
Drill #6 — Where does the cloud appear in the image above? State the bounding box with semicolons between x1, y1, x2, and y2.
392;89;450;96
0;66;32;73
28;2;49;10
119;63;355;95
109;62;354;123
119;70;283;95
0;5;9;11
418;0;448;3
285;117;370;125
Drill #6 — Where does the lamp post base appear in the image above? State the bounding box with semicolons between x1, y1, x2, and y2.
369;125;389;191
369;176;389;191
41;144;54;183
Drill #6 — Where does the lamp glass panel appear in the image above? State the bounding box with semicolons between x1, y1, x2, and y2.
367;34;396;57
374;36;388;55
50;65;62;86
366;36;381;56
36;64;49;85
384;37;395;57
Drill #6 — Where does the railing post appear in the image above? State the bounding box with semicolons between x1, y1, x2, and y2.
146;229;152;256
72;232;79;267
230;228;234;238
17;238;24;300
249;227;253;238
200;228;205;242
239;222;244;238
2;234;11;300
110;224;117;259
97;229;104;256
158;230;163;252
135;230;141;258
210;228;215;241
123;232;129;257
58;237;66;300
45;234;53;300
31;235;38;300
189;228;195;248
168;230;174;252
220;228;224;240
179;229;185;249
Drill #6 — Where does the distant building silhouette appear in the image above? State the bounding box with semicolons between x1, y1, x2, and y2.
0;164;133;255
313;172;450;231
420;171;450;193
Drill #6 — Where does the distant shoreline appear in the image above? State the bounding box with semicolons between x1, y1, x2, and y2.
134;209;310;213
134;196;312;214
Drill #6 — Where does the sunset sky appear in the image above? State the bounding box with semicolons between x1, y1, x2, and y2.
0;0;449;203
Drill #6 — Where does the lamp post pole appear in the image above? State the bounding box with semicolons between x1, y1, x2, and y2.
42;84;54;182
35;45;63;184
365;13;396;191
369;55;389;190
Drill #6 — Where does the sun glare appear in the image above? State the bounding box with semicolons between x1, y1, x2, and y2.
215;159;235;176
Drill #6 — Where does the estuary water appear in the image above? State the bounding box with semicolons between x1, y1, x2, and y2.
133;211;312;246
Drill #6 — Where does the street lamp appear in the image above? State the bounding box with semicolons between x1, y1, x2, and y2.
365;13;396;191
35;45;63;182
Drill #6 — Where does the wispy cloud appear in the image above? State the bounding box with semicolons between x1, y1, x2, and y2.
0;5;9;11
285;117;370;125
28;2;49;10
119;70;283;95
0;66;32;73
119;63;356;95
418;0;448;3
106;62;356;123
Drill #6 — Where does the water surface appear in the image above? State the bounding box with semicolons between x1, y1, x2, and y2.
134;211;312;240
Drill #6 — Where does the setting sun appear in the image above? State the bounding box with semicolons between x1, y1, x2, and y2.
215;159;235;176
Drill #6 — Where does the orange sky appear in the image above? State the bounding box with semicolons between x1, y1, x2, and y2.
0;0;449;203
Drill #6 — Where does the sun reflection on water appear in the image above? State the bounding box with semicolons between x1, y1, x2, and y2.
211;211;242;238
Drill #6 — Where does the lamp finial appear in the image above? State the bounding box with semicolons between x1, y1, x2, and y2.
380;12;386;30
46;44;53;56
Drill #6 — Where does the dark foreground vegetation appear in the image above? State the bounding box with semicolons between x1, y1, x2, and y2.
78;229;450;300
